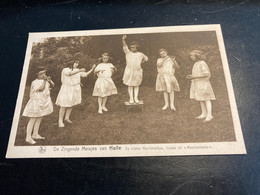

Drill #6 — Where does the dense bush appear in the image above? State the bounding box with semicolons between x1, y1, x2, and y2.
26;31;223;92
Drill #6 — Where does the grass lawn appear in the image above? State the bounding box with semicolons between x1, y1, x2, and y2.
15;81;236;146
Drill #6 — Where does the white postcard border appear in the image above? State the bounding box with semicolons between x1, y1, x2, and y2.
6;24;246;158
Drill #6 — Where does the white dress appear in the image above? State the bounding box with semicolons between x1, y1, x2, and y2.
156;57;180;93
92;63;118;97
56;68;89;107
23;79;53;117
190;60;216;101
123;45;148;86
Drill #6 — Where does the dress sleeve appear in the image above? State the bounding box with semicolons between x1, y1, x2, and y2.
143;54;148;62
31;80;43;92
157;58;163;66
108;63;116;73
94;64;100;73
123;45;130;54
200;61;211;78
109;63;115;68
63;68;71;76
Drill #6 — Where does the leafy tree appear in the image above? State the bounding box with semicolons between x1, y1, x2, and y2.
26;31;224;94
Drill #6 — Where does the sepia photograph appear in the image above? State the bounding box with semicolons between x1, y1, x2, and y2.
6;25;246;158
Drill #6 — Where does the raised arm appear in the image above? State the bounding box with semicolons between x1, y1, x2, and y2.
122;35;127;47
122;35;129;54
66;68;86;76
81;64;96;77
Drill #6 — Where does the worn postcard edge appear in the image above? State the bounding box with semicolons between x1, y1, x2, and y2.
6;24;246;158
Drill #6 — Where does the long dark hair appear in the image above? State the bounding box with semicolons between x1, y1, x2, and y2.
68;60;79;70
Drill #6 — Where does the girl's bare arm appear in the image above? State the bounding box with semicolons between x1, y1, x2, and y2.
187;74;208;80
47;76;55;87
122;35;127;47
171;57;179;69
192;75;208;79
122;35;130;54
68;68;86;76
82;65;96;77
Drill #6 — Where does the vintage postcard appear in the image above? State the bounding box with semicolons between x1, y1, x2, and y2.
6;25;246;158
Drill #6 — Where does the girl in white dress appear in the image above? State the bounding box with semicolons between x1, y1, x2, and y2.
187;50;216;122
92;53;118;114
156;49;180;111
56;60;95;127
23;68;54;144
122;35;148;104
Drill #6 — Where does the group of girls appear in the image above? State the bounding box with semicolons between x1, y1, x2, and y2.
22;36;215;144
